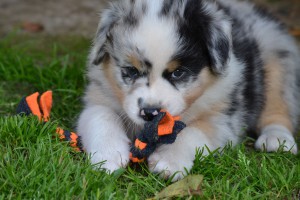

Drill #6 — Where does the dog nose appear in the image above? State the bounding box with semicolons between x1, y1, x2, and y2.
140;107;160;121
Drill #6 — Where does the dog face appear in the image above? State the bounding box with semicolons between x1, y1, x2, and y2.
90;0;232;125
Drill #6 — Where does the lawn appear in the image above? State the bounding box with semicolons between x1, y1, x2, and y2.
0;34;300;199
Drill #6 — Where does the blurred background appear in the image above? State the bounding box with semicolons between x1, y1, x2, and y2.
0;0;299;39
0;0;109;37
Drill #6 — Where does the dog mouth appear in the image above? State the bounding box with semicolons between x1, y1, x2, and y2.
140;108;159;121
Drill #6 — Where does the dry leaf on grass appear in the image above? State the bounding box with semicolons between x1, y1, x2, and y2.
148;175;203;200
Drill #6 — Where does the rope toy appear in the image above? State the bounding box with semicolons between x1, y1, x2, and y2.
16;91;186;163
16;91;84;152
130;111;186;162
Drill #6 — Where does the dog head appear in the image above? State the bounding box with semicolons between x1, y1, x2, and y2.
89;0;232;125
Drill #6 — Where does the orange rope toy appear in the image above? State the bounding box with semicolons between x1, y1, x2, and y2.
17;91;186;162
129;110;186;163
16;91;83;152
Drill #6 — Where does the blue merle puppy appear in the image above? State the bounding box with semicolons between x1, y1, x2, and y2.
77;0;300;181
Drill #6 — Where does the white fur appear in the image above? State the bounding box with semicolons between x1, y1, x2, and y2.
130;17;178;73
77;106;130;172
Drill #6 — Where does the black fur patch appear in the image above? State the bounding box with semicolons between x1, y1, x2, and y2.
160;0;173;16
175;1;212;76
277;50;291;59
223;5;265;129
161;0;233;88
93;47;106;65
209;28;230;73
124;9;138;27
175;0;230;76
241;45;265;123
144;59;152;69
253;5;285;30
142;2;148;13
226;86;241;116
92;9;120;65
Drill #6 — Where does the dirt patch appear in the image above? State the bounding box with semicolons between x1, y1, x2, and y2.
0;0;299;41
0;0;108;37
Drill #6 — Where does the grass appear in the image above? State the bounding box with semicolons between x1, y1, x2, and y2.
0;33;300;199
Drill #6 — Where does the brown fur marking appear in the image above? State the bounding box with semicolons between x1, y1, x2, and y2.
103;57;125;102
128;55;142;71
166;60;181;72
183;68;226;137
258;58;293;132
188;103;227;137
184;68;218;106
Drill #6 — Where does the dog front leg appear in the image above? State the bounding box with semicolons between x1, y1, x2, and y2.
77;105;130;172
148;115;240;181
147;125;214;181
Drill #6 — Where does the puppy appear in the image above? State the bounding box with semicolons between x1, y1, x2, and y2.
77;0;300;180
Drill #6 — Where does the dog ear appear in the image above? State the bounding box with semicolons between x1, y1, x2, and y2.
207;11;232;75
179;0;232;75
89;8;119;66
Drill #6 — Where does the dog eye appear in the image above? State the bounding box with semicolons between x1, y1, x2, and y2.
171;69;186;80
121;67;140;80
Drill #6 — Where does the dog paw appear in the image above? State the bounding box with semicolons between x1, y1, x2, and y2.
91;145;130;173
255;125;298;154
148;144;194;181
